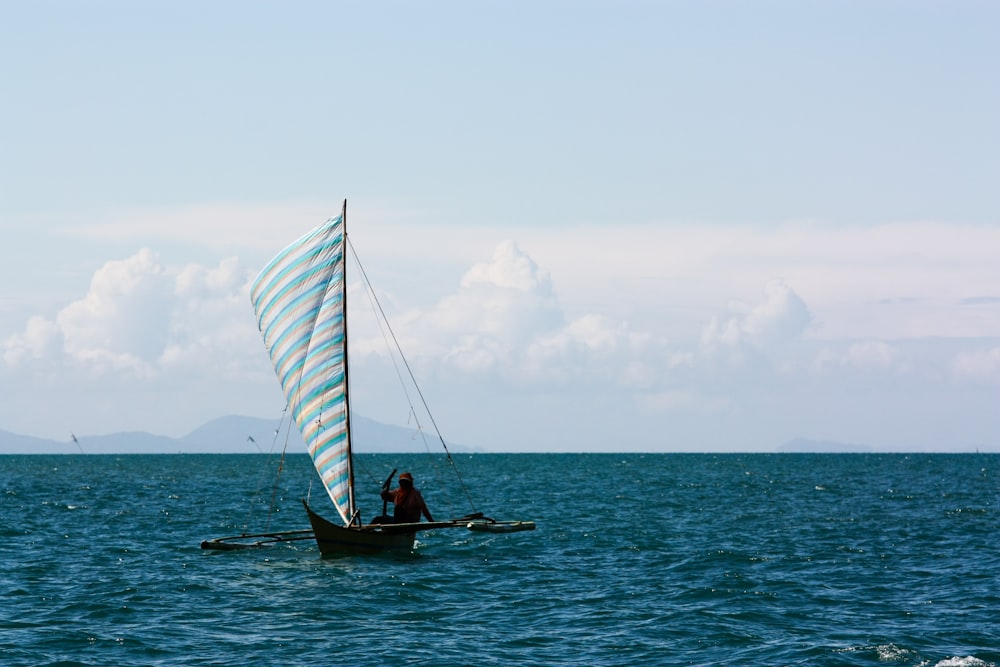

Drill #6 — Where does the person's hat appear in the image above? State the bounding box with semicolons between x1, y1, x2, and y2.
399;472;413;481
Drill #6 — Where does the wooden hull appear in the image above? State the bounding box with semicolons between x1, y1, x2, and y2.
303;500;416;556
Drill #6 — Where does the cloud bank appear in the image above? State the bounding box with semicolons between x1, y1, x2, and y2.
1;213;998;451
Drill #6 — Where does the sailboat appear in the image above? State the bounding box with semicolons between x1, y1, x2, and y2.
202;201;533;556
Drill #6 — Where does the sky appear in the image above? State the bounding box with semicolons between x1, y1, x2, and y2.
2;1;998;452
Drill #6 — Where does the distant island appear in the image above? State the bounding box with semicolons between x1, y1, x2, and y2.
777;438;875;453
0;415;473;455
1;420;997;454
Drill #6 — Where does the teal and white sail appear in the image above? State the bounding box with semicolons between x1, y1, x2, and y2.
250;208;355;526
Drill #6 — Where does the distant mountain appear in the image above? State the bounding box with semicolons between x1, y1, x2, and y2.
0;430;71;454
777;438;874;453
0;415;474;455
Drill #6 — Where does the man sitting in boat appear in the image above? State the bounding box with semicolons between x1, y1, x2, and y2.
379;472;435;524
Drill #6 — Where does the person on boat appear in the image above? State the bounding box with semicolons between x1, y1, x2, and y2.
380;471;434;523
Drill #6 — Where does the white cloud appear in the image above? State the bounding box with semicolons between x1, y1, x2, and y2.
2;316;61;365
437;241;562;343
700;278;812;355
55;249;170;373
176;256;245;298
382;241;668;390
161;258;261;376
844;340;902;372
0;247;278;440
809;340;914;387
26;201;1000;341
460;240;551;293
2;249;257;379
950;346;1000;384
506;220;1000;342
2;212;999;450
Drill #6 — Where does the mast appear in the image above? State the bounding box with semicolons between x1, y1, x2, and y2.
341;199;357;525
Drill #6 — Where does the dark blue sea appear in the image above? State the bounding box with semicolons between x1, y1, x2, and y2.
1;453;997;666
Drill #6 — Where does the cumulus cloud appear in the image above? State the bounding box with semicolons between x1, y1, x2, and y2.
814;340;906;374
2;316;61;365
4;226;996;450
2;250;257;378
55;249;171;372
389;241;668;389
460;240;552;292
437;241;562;343
175;256;246;298
700;279;812;359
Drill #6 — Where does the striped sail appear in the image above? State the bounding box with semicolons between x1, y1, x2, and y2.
250;213;354;526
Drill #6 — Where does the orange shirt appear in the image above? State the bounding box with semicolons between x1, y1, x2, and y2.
384;487;431;523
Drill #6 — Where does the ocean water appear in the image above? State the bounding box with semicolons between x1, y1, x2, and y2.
1;452;997;666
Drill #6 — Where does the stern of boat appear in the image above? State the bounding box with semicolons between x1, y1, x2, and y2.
302;500;416;556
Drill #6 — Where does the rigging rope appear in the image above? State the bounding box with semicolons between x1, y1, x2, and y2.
241;406;290;534
264;415;293;534
346;236;478;515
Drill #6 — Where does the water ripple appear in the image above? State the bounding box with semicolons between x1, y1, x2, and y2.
1;453;997;666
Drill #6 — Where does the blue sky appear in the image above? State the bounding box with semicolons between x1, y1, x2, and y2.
2;1;998;451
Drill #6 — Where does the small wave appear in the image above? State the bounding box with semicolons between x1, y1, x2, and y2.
832;644;995;667
835;643;916;660
934;657;993;667
875;644;917;661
